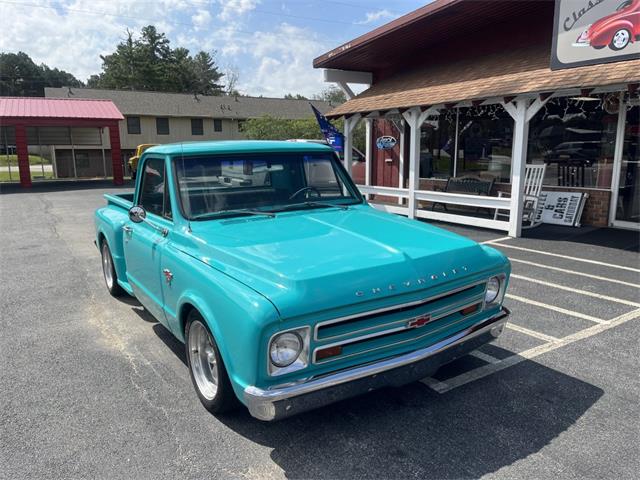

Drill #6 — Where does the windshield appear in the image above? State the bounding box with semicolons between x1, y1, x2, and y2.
173;152;362;219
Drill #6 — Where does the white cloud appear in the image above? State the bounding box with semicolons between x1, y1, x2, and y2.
192;9;212;30
217;0;260;21
355;9;398;25
239;23;329;97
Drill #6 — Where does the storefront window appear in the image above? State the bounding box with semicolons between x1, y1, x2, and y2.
456;106;513;183
419;113;456;178
418;105;513;182
527;96;619;189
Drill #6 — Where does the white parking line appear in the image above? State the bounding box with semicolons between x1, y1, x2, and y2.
422;308;640;393
484;241;640;273
470;350;501;364
509;258;640;289
510;274;640;308
505;293;608;324
481;236;512;245
506;323;560;343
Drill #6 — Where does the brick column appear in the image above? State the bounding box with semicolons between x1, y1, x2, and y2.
15;124;31;188
108;122;123;185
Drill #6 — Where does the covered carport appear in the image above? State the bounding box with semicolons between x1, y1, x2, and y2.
0;97;124;187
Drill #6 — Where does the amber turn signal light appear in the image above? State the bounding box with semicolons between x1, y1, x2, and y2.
315;345;343;361
461;304;480;316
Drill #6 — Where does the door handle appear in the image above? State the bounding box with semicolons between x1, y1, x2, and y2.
123;226;133;234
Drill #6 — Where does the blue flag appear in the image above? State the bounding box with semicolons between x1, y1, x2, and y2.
310;103;344;154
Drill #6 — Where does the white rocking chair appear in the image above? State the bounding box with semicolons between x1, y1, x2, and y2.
494;164;547;229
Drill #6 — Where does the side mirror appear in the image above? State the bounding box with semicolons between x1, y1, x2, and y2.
129;205;146;223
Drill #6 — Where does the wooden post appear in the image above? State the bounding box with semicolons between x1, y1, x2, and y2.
343;114;361;176
364;117;373;199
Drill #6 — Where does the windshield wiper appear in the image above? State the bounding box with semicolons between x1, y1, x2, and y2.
270;201;351;213
192;208;276;220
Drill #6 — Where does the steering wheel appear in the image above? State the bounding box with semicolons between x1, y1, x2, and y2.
288;186;322;201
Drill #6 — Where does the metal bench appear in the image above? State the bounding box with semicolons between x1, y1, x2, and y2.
431;175;495;212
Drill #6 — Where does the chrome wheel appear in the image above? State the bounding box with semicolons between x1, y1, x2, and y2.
102;243;114;290
612;29;630;50
188;321;219;401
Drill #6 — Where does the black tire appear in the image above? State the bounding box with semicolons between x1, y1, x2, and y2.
185;310;239;415
609;28;631;51
101;241;126;297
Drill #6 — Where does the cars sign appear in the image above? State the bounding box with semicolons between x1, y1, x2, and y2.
376;136;397;150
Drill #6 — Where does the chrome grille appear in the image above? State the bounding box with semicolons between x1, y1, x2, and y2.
312;281;487;364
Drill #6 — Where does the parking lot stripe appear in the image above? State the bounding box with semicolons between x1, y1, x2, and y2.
481;236;512;245
505;293;608;324
420;376;450;393
470;350;501;364
485;242;640;273
506;323;560;342
509;258;640;289
510;274;640;308
423;308;640;393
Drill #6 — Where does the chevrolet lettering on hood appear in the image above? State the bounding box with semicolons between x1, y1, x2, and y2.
95;140;511;421
355;266;469;297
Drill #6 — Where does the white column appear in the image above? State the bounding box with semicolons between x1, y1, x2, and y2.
364;117;373;199
508;99;529;238
398;119;406;205
402;108;436;219
608;92;627;226
343;114;361;176
503;96;549;237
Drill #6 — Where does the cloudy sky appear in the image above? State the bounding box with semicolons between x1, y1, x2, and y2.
0;0;426;97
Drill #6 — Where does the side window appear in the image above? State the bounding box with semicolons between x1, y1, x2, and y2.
139;158;165;217
127;117;141;134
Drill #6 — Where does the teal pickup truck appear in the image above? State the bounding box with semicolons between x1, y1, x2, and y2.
95;141;511;421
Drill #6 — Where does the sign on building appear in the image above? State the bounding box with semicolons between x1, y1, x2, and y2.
551;0;640;70
534;191;589;227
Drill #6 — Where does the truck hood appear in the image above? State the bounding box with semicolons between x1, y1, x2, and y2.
185;205;507;319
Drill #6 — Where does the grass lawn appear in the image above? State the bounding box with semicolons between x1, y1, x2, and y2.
0;170;54;182
0;154;51;166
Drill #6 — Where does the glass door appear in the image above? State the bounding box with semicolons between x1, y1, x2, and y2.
613;105;640;227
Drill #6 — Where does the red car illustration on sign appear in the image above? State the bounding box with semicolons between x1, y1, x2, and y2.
573;0;640;51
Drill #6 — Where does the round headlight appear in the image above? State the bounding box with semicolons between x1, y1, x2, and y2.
269;332;302;368
485;276;501;304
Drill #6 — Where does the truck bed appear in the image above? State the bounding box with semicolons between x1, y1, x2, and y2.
104;192;134;210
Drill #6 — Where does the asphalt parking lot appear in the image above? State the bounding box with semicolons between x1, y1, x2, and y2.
1;184;639;479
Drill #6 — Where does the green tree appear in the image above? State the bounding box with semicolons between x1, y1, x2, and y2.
242;115;365;152
284;93;308;100
89;26;224;95
313;85;347;105
0;51;83;96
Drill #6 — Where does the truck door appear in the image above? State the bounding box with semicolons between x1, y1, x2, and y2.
123;156;172;323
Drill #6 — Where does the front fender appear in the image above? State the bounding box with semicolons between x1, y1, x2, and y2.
163;248;281;402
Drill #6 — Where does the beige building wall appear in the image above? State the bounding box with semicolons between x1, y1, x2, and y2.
97;116;247;150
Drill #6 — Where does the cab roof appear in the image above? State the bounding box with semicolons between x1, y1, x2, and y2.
145;140;333;156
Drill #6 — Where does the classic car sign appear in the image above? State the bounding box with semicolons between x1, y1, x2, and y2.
551;0;640;70
534;191;589;227
376;135;397;150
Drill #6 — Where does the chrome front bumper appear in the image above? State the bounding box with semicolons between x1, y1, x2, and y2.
244;307;510;421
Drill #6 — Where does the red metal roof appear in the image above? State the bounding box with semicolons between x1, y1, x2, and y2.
0;97;123;120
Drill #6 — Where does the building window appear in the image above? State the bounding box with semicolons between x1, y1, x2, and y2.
237;119;246;132
527;96;618;188
418;105;513;183
456;106;513;183
213;119;223;132
191;118;203;136
127;117;141;135
156;117;170;135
